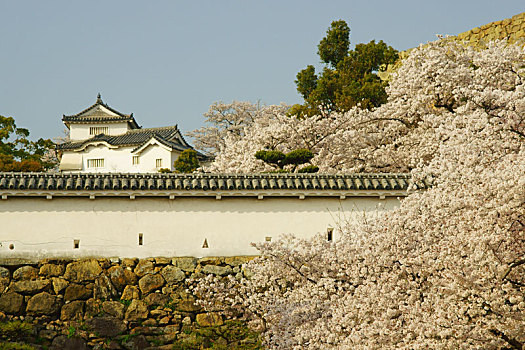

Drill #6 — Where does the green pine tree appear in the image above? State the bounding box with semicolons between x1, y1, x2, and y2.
290;20;398;116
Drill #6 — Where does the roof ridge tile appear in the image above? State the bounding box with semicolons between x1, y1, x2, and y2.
0;172;417;193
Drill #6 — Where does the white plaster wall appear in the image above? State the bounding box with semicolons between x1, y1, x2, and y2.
75;145;137;173
138;145;173;172
60;144;178;173
69;122;130;140
0;196;401;259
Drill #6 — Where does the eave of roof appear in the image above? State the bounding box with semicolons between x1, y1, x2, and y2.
62;94;140;129
131;134;185;153
56;126;209;159
0;173;425;198
56;126;185;151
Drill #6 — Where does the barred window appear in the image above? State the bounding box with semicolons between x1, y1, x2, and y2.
155;159;162;168
132;156;140;165
87;159;104;168
89;127;109;135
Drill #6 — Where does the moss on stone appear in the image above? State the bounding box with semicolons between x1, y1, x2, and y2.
171;320;262;349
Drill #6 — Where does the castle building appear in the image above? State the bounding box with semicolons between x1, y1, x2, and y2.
57;95;206;173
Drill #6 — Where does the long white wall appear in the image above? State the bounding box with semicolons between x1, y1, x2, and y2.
0;196;401;259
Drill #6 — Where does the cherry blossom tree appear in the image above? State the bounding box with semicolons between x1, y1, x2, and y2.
187;101;288;157
206;110;357;173
193;39;525;349
206;39;525;175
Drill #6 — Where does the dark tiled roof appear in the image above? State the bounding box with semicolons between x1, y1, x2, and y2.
62;94;140;129
0;173;423;193
56;126;208;158
57;126;181;149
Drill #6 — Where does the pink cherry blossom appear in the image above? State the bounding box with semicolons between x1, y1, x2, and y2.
193;39;524;349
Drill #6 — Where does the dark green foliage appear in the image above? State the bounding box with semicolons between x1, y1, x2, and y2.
297;165;319;173
0;115;56;171
292;20;398;115
317;20;350;67
0;321;33;340
256;148;315;172
171;320;262;350
119;299;132;307
67;326;76;339
282;149;314;167
173;149;200;173
117;333;136;343
254;150;285;167
0;321;35;349
295;65;318;100
0;343;35;350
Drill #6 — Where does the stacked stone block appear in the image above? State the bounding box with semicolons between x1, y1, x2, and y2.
0;256;257;349
457;12;525;44
379;12;525;81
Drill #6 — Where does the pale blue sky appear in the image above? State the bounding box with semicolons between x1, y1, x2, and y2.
1;1;523;141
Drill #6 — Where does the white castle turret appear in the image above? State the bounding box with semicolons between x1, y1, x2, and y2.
57;94;206;173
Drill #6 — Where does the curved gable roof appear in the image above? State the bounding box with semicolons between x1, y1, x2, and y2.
62;94;140;129
56;125;208;160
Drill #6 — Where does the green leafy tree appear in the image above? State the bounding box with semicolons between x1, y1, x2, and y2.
255;148;317;173
291;20;398;116
295;65;318;102
0;115;56;171
317;20;350;67
173;149;200;173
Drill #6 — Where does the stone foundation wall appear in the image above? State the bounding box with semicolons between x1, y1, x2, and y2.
379;12;525;81
0;257;259;349
457;12;525;44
